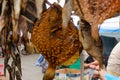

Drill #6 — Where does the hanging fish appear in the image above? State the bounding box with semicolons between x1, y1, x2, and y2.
73;0;120;41
35;0;45;19
31;3;80;80
0;0;8;32
11;0;21;42
62;0;73;33
79;19;104;68
21;0;28;11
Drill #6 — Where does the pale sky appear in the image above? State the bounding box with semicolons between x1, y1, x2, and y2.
46;0;65;7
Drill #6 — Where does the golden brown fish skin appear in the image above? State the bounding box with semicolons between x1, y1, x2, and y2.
73;0;120;41
31;3;80;80
79;19;104;69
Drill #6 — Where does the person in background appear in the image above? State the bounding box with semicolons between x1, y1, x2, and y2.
107;42;120;77
89;42;120;80
87;59;120;80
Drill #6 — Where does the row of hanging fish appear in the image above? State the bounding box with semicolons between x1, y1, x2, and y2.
0;0;120;80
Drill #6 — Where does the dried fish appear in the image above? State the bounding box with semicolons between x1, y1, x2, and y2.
31;3;80;80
